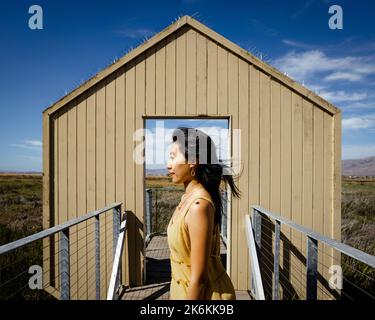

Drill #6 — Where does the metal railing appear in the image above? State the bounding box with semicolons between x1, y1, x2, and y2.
0;202;126;300
249;205;375;300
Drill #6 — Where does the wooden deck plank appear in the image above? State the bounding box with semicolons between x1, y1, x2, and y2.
119;236;251;300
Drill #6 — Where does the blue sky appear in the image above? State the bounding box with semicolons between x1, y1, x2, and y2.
1;0;375;171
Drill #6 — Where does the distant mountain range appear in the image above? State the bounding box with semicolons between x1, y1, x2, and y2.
342;156;375;176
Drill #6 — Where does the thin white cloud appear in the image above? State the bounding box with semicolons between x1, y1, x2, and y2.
282;37;375;54
303;83;372;105
282;39;315;50
320;90;368;103
24;140;42;147
10;140;42;151
342;114;375;130
324;72;363;82
272;50;375;83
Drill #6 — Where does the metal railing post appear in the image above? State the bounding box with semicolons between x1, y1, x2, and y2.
60;228;70;300
146;189;152;236
251;208;262;295
155;190;158;233
306;236;318;300
113;205;121;296
273;220;281;300
95;215;100;300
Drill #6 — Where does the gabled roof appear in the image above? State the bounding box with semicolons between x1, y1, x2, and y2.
43;15;340;116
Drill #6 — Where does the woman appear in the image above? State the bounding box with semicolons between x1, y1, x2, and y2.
166;127;241;300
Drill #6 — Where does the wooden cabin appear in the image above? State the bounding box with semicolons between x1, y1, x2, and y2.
42;15;341;299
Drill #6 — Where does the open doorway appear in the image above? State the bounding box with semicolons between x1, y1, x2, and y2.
142;117;231;290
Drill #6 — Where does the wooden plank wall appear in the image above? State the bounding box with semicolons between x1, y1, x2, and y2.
44;25;340;299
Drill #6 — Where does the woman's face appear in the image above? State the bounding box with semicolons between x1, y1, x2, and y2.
166;142;192;184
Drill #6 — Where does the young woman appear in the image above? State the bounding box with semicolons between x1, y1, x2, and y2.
166;127;241;300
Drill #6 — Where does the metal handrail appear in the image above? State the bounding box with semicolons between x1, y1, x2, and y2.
0;202;123;301
252;205;375;268
0;202;122;256
251;205;375;300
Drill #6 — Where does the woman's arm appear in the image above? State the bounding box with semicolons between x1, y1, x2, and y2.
185;199;215;300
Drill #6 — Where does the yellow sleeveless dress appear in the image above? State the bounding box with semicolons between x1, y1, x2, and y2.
167;194;236;300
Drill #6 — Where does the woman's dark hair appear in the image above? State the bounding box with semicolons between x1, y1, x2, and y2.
171;127;242;229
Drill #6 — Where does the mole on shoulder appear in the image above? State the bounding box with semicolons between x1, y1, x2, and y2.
195;201;200;204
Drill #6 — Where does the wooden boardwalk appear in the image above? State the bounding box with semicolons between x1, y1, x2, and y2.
119;235;252;300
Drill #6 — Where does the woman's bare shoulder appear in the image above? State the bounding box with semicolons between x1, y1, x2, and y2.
184;191;215;229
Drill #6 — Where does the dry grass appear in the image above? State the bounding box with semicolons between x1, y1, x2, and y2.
341;178;375;298
0;175;42;234
145;176;184;233
0;175;54;300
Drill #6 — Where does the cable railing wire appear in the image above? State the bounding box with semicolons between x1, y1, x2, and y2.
259;227;373;300
260;249;307;290
258;256;304;299
260;220;375;295
251;206;375;300
0;202;123;300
